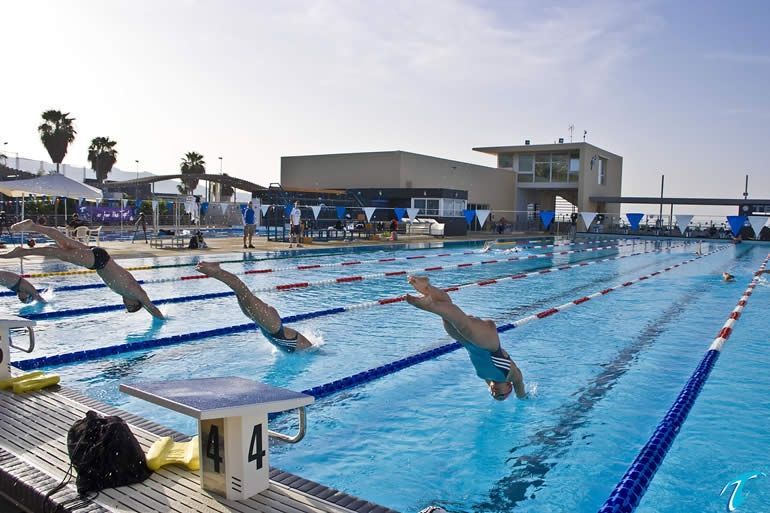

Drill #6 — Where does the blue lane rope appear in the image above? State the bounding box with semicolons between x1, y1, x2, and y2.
14;307;346;370
597;253;769;513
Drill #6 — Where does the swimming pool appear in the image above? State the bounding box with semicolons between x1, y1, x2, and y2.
3;236;768;513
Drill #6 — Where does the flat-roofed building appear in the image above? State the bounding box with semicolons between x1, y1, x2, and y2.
472;142;623;216
280;142;622;232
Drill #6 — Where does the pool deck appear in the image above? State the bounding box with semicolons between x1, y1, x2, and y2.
0;380;399;513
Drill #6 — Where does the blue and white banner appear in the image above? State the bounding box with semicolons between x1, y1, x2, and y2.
151;200;158;212
539;210;555;229
121;198;128;208
580;212;597;229
363;207;377;222
476;210;490;228
675;214;693;234
260;205;270;216
394;207;406;221
336;206;346;220
626;213;644;231
311;205;323;220
407;208;420;220
748;216;767;237
726;215;747;236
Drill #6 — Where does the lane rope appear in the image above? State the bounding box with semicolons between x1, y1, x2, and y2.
597;252;770;513
2;237;641;294
11;235;580;279
20;241;679;321
14;241;705;370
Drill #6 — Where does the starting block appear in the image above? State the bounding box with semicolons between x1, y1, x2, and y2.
0;316;36;381
120;377;313;501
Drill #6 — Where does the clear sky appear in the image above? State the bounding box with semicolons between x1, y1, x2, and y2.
1;0;769;212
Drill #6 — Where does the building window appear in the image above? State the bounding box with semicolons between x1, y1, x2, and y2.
412;198;440;216
517;154;534;182
595;157;607;185
498;154;513;168
467;203;490;211
551;154;568;182
517;173;534;183
442;198;466;217
535;153;551;182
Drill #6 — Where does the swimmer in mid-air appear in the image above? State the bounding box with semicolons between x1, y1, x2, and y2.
196;261;312;351
0;270;45;304
722;272;735;282
405;275;526;400
0;220;164;318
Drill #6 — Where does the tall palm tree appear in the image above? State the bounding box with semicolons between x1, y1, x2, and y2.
38;110;76;173
87;136;119;183
178;151;206;194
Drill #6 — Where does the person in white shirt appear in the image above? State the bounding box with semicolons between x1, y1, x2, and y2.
289;201;303;248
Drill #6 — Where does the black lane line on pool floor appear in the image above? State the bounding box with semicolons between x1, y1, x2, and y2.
471;246;747;513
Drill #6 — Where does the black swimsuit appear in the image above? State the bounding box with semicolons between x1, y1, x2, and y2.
9;277;23;293
260;325;300;352
89;247;111;271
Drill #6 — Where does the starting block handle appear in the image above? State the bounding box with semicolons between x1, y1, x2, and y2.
268;407;307;444
9;327;35;354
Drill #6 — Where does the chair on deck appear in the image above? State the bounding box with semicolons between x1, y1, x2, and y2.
87;226;102;246
73;226;89;244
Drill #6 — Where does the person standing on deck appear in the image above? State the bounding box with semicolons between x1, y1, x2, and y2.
289;201;303;248
243;201;256;249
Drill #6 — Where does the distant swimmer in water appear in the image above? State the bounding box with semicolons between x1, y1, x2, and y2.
0;270;45;304
722;272;735;282
196;261;312;351
405;275;526;401
0;220;164;318
695;241;703;256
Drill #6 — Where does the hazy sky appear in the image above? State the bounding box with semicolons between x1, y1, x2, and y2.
2;0;769;211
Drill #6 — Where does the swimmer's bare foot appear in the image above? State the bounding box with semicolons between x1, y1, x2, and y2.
196;261;222;276
407;275;431;295
11;220;34;233
0;247;25;259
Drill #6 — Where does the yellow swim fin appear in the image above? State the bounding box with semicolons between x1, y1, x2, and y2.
11;374;60;393
0;371;45;390
146;436;200;471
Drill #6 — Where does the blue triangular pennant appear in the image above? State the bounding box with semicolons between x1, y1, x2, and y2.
626;213;644;231
336;206;346;220
726;215;747;236
394;207;406;221
539;211;555;229
463;209;476;227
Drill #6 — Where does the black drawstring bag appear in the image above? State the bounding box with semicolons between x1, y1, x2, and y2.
66;410;152;493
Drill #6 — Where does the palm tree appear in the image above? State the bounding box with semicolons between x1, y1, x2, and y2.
178;152;205;194
87;136;119;183
38;110;76;173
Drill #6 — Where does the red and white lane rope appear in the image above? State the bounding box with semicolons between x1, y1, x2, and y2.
709;254;770;352
344;242;709;312
136;238;654;287
209;241;686;295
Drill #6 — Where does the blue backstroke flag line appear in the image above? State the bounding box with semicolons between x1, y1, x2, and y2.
539;211;555;229
726;215;747;236
626;213;644;231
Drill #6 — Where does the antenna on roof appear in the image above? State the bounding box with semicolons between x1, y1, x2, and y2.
583;130;588;142
568;124;574;142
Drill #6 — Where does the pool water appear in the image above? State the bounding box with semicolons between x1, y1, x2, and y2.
2;236;767;513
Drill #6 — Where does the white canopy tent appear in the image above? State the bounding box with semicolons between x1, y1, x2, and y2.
0;173;103;200
0;174;103;230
